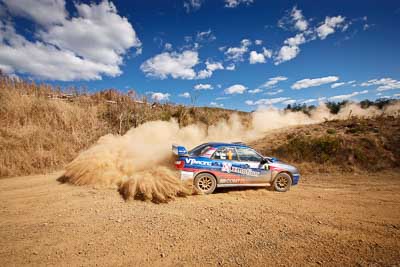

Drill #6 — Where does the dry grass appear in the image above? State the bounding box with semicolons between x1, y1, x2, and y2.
0;75;249;177
251;116;400;174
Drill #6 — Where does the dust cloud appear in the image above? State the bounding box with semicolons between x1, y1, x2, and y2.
62;101;400;202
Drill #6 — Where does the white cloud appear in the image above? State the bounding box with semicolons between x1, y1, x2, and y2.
151;92;170;101
197;60;224;79
249;51;265;64
261;76;288;88
292;76;339;89
0;1;141;81
183;0;203;13
331;80;356;88
216;96;229;100
361;78;400;91
210;102;224;107
179;92;191;98
331;82;345;88
255;39;263;45
278;6;308;32
329;90;368;101
248;88;262;94
225;39;251;61
265;89;284;95
225;84;247;94
317;16;346;40
226;63;236;71
196;29;216;42
291;6;308;31
245;97;290;106
282;99;296;105
194;83;213;90
274;33;305;65
141;50;199;80
2;0;67;26
164;43;173;50
224;0;254;8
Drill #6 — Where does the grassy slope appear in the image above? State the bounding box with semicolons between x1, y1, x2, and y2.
251;117;400;173
0;76;249;177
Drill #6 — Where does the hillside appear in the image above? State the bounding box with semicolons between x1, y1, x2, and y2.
0;76;249;177
251;116;400;173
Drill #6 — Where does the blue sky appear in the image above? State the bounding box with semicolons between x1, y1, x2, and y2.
0;0;399;111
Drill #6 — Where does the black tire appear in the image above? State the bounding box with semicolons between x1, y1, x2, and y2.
194;173;217;194
273;173;292;192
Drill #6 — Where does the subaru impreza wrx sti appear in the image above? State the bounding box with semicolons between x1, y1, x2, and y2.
172;142;300;194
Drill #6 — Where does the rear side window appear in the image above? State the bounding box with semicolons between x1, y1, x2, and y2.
236;147;262;162
212;147;238;161
189;144;209;156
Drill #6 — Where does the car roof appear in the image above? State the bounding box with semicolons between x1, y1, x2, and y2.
201;142;249;148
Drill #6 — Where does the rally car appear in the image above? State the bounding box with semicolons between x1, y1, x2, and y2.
172;142;300;194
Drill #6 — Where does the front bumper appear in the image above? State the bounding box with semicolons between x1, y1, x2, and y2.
292;174;300;185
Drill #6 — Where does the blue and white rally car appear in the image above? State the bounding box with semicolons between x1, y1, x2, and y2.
173;142;300;194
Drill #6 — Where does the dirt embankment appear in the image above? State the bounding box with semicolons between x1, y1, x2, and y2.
0;172;399;266
251;116;400;173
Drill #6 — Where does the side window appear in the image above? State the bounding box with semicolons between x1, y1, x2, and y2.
212;147;238;161
237;147;262;162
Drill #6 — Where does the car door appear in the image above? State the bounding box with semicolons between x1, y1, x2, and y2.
211;146;245;184
235;147;271;183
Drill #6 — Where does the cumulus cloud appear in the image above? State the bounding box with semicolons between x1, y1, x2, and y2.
255;39;263;45
179;92;191;98
317;16;347;40
151;92;170;101
329;90;368;100
245;97;290;106
141;50;199;80
225;39;252;61
0;0;141;81
291;76;339;89
261;76;288;88
197;60;224;79
2;0;67;26
274;33;306;65
249;48;272;64
225;84;247;94
183;0;203;13
249;51;265;64
278;6;308;32
361;78;400;91
224;0;254;8
194;83;213;90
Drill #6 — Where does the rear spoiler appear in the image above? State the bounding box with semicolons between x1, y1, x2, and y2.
172;144;188;156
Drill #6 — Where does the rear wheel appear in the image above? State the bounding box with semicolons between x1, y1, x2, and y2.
273;173;292;192
194;173;217;194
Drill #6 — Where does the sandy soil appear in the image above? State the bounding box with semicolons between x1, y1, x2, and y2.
0;172;399;266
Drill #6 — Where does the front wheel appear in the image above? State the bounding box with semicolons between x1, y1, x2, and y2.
194;173;217;194
273;173;292;192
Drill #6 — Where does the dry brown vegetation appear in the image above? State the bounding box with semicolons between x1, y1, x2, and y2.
0;75;248;177
251;116;400;174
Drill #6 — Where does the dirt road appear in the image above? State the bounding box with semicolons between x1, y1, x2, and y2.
1;172;399;266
